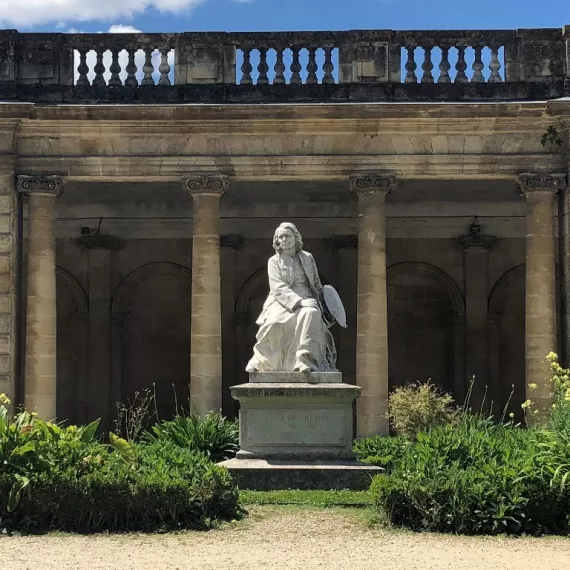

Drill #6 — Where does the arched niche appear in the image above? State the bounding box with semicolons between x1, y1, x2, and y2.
110;262;191;422
488;264;561;421
488;265;526;419
56;266;89;425
387;262;465;397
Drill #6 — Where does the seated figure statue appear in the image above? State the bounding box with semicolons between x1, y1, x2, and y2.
246;222;337;373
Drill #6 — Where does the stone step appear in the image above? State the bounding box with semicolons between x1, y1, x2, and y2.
218;458;383;491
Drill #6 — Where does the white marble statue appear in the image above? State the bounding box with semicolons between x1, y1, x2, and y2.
246;222;338;373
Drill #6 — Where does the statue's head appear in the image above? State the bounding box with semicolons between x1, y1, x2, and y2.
272;222;303;253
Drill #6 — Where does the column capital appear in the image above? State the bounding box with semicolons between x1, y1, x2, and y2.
183;173;228;197
349;172;396;197
518;172;567;196
17;175;64;197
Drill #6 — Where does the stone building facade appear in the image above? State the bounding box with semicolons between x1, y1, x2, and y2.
1;27;570;435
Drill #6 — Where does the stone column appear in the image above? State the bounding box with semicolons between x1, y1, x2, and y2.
184;174;228;415
519;173;566;417
17;176;63;419
457;219;496;410
350;173;395;437
0;160;19;407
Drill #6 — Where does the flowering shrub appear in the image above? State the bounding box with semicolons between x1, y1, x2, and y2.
387;381;458;440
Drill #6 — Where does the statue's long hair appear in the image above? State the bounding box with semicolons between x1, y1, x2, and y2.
272;222;303;253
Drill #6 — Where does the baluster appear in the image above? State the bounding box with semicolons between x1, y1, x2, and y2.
322;47;335;84
472;45;484;83
158;48;171;86
92;48;106;87
307;47;318;84
125;48;138;86
455;45;468;83
240;48;253;85
274;48;286;84
257;48;269;85
489;44;502;83
438;46;451;83
141;48;155;85
290;47;302;85
421;46;434;83
108;49;121;87
76;49;89;86
404;45;417;83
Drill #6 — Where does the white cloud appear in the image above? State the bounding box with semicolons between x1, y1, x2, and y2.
108;25;143;33
0;1;205;28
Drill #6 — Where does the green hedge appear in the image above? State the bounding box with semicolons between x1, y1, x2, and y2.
366;416;570;535
0;404;239;533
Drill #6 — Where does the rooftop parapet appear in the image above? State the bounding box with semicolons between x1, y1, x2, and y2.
0;28;568;103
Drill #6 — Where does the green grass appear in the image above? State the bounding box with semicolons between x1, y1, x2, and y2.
239;489;372;508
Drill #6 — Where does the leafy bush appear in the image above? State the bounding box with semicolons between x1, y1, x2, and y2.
353;435;411;472
0;397;239;533
388;381;458;439
146;412;239;462
370;414;570;535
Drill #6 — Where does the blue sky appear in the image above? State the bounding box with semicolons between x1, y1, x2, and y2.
1;0;570;33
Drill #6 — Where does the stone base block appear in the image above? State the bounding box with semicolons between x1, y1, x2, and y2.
218;458;383;491
248;371;342;384
231;379;361;460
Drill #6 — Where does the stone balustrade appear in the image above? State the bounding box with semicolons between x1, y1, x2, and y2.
0;27;568;102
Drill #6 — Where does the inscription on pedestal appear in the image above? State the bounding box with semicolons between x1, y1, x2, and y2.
245;408;347;446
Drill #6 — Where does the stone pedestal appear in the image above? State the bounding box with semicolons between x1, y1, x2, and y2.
221;372;382;490
232;373;359;460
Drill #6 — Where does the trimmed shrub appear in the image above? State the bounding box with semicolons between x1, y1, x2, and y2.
0;442;238;533
353;435;410;472
0;399;239;533
370;415;570;535
388;381;457;439
145;412;239;462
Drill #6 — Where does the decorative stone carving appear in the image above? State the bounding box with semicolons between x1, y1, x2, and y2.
245;222;342;373
349;173;396;196
456;218;497;250
183;174;228;196
17;175;64;196
220;234;244;250
518;173;567;194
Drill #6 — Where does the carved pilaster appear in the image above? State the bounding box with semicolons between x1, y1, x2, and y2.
183;173;228;196
220;234;244;250
17;175;64;197
332;235;358;250
349;173;396;196
456;218;497;250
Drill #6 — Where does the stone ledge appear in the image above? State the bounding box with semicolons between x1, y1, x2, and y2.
248;371;342;384
231;383;361;399
218;458;383;490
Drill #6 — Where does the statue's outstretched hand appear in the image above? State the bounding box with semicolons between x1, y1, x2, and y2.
300;299;319;310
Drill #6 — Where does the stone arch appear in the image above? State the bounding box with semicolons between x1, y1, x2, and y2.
488;265;526;419
386;262;465;397
110;262;192;421
55;266;89;424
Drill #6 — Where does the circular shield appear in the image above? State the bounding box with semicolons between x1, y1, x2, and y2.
322;285;347;328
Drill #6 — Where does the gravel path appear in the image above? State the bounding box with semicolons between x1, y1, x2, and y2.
2;507;570;570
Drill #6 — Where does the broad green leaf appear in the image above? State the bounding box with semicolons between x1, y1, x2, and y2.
7;475;30;513
109;432;136;463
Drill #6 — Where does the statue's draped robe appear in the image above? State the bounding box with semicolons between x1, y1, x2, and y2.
246;250;337;372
